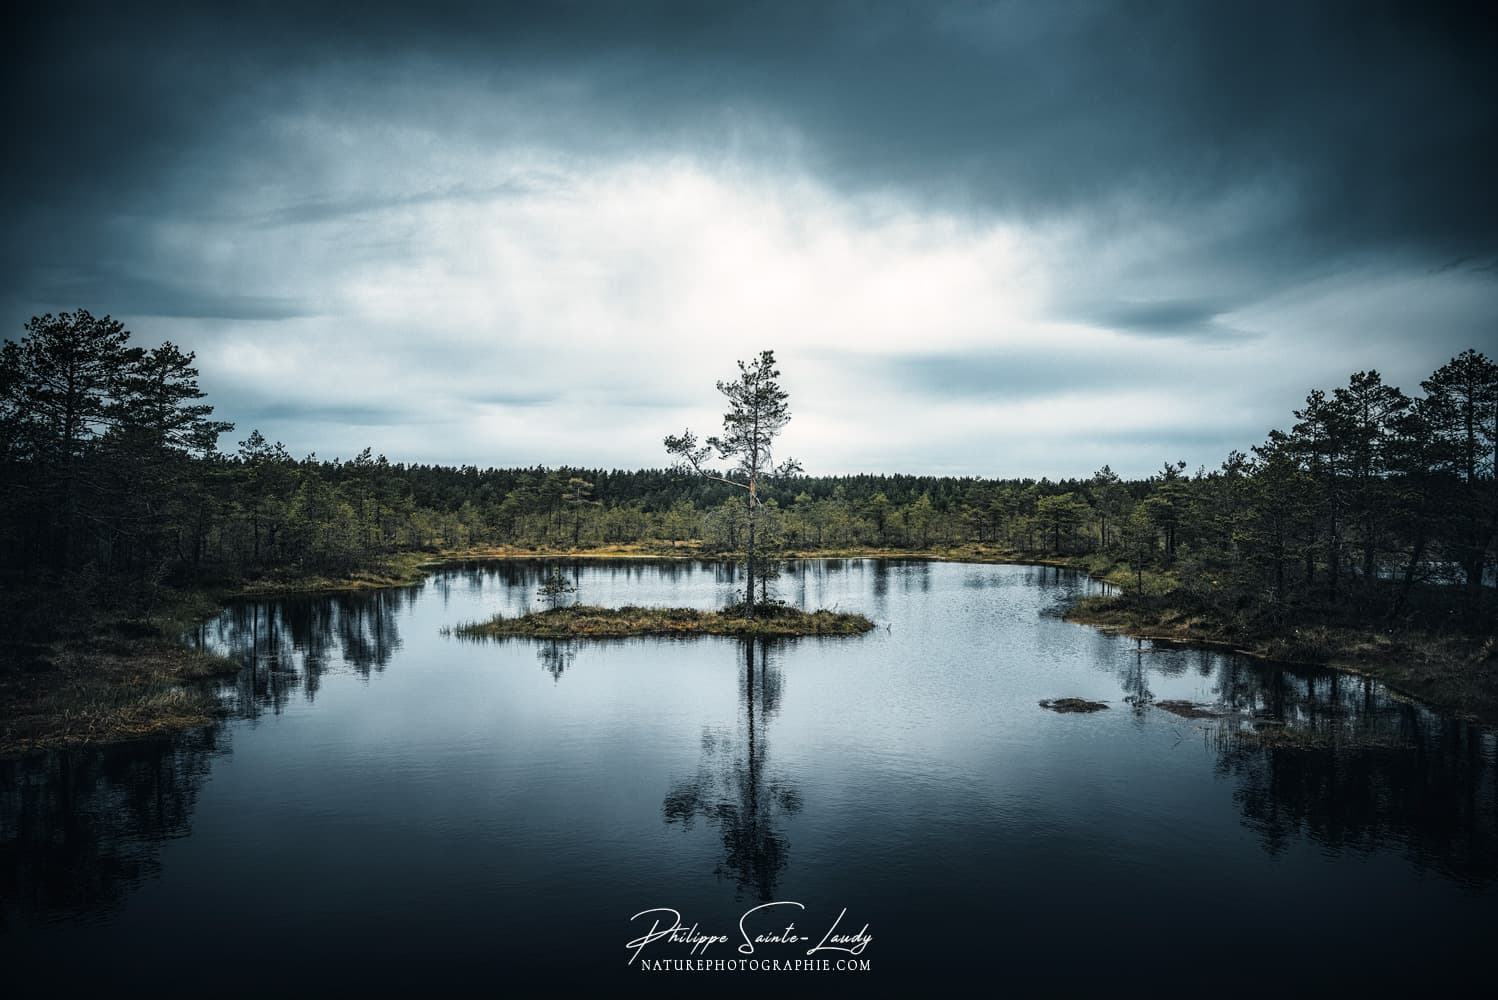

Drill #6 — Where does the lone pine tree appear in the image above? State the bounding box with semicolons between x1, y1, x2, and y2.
665;350;801;618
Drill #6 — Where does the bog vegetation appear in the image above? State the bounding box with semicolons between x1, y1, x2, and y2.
2;309;1495;648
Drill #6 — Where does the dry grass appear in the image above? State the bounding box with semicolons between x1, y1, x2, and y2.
439;542;714;561
437;540;1126;570
452;604;877;639
0;635;238;757
225;551;437;597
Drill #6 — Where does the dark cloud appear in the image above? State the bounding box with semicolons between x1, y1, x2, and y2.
1073;298;1260;341
5;2;1494;265
31;269;314;321
247;179;560;229
236;401;421;426
871;350;1128;401
2;1;1493;474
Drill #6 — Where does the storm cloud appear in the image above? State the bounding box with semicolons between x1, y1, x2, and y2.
3;0;1495;476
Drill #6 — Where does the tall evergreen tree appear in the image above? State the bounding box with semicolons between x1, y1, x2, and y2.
665;350;801;617
1421;349;1498;619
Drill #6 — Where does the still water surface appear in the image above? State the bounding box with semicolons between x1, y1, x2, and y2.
4;560;1495;989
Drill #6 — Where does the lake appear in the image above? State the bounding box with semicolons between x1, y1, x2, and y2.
3;559;1495;990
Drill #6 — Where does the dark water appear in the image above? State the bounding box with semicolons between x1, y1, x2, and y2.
3;560;1495;991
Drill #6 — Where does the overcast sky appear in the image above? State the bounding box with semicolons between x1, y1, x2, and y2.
3;1;1495;478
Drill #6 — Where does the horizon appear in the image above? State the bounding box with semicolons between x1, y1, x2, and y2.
9;315;1486;484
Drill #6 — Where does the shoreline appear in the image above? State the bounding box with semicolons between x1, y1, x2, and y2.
1063;596;1498;726
3;544;1491;756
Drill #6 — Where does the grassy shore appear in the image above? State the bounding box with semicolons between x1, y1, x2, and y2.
0;552;440;758
453;603;877;639
0;619;239;757
436;539;1101;568
222;550;438;597
1066;593;1498;725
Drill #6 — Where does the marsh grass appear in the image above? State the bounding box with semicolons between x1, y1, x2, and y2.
1;629;237;756
452;603;877;639
222;550;437;597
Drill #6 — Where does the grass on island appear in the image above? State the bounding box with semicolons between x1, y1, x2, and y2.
453;602;877;639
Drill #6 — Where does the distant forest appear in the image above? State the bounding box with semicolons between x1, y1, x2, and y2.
2;310;1495;634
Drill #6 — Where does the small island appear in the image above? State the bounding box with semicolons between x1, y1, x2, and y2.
454;604;876;639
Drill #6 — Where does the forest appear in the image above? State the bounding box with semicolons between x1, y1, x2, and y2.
1;309;1495;648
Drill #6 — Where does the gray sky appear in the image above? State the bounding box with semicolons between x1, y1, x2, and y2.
3;1;1495;478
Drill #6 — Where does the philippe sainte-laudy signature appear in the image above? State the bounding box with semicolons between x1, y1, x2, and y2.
626;903;872;965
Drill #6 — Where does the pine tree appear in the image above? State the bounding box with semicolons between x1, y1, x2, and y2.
665;350;801;617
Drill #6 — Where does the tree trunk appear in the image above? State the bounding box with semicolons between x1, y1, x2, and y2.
744;482;756;618
1274;550;1285;620
1391;528;1427;621
1465;546;1486;626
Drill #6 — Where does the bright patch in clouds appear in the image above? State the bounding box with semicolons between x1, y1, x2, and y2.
131;147;1497;477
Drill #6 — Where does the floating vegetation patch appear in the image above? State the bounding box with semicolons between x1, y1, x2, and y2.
1039;697;1109;713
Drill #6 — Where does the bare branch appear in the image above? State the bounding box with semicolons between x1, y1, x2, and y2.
664;429;749;491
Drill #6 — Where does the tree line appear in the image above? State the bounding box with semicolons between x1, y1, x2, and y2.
2;310;1494;633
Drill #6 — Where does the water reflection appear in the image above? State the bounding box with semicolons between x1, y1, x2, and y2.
662;639;802;901
1122;640;1155;710
457;557;747;596
0;727;225;928
189;587;417;716
1122;638;1498;884
3;558;1494;953
537;640;576;683
166;561;1498;896
1218;720;1497;882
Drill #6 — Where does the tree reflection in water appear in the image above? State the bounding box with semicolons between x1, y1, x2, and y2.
5;567;1495;934
190;586;418;717
1123;640;1498;884
1123;639;1154;710
537;640;576;682
662;638;803;901
0;726;226;927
